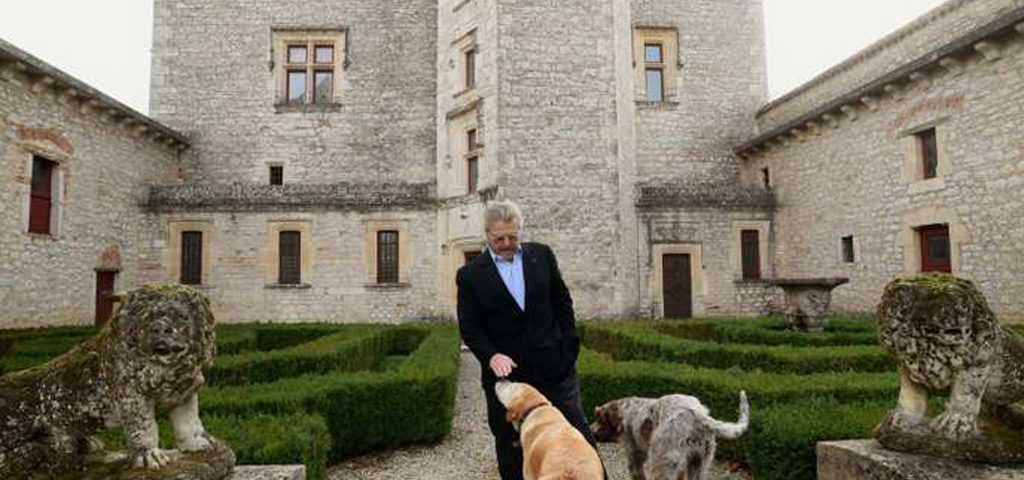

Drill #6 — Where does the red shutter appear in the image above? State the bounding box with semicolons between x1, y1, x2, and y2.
29;157;55;234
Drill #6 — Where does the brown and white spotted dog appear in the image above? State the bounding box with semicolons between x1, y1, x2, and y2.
592;391;748;480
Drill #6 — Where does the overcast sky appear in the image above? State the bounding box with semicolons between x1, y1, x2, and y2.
0;0;948;114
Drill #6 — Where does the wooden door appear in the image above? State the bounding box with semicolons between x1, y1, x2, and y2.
662;254;692;318
95;271;116;326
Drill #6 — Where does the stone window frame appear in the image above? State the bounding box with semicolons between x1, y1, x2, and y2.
446;109;484;198
13;138;69;239
633;26;681;106
902;119;951;194
731;220;770;282
363;218;412;288
168;221;213;287
898;207;968;275
453;29;478;98
265;220;313;288
650;243;705;319
271;27;346;112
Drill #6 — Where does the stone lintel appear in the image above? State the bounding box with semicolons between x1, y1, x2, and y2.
817;439;1024;480
974;40;1001;61
228;465;306;480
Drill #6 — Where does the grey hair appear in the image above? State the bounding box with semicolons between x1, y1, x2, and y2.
484;200;523;232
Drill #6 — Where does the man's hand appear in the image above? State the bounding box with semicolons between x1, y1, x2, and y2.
489;353;517;378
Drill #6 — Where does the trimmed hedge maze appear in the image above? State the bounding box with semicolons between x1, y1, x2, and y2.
0;323;460;480
578;317;907;480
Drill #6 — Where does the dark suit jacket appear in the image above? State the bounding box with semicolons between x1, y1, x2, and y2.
457;242;580;388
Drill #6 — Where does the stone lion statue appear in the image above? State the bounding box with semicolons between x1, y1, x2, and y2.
875;274;1024;463
0;285;224;478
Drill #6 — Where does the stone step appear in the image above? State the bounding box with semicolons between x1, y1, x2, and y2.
228;465;306;480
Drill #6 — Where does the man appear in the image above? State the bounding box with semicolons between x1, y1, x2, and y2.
457;199;601;480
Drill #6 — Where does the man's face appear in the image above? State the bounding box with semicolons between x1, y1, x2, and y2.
487;220;520;261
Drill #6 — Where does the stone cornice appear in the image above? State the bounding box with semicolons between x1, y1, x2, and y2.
736;6;1024;157
0;37;189;151
145;182;436;212
636;182;774;211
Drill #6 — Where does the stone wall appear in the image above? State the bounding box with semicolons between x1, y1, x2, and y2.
150;0;437;185
135;209;440;323
742;17;1024;320
0;43;181;327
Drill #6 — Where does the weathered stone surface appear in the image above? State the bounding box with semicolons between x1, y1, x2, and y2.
228;465;306;480
65;438;235;480
818;439;1024;480
875;274;1024;463
0;286;232;479
146;182;436;212
768;277;849;331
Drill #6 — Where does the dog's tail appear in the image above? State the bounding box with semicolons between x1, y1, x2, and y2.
708;390;749;439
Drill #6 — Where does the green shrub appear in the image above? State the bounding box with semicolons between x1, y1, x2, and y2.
202;326;460;461
581;323;893;373
577;349;898;415
7;335;94;358
205;326;406;386
214;325;258;355
253;324;345;351
657;319;879;347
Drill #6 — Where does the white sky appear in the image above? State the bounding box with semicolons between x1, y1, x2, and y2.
0;0;948;114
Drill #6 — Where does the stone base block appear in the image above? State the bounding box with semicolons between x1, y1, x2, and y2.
227;465;306;480
817;439;1024;480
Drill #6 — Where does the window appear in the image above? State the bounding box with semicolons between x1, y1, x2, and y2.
29;156;56;235
377;230;399;283
466;128;479;194
467;156;478;194
274;29;344;106
269;165;283;186
917;128;938;179
464;48;476;90
918;224;951;273
645;43;664;102
761;167;771;189
842;236;855;263
180;231;203;285
279;231;302;284
741;230;760;280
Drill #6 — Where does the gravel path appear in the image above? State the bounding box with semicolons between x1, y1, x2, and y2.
328;352;750;479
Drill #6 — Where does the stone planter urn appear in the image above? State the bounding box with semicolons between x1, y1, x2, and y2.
767;277;849;332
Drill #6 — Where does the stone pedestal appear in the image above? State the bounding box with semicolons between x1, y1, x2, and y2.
767;277;849;331
227;465;306;480
817;439;1024;480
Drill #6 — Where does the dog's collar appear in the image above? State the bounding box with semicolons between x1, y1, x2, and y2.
519;402;550;423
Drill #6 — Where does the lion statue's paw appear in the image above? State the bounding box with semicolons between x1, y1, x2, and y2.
177;432;213;452
931;411;980;441
131;448;170;470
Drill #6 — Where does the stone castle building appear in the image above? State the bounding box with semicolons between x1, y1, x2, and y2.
1;0;1021;327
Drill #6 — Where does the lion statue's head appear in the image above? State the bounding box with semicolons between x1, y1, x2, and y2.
102;285;215;409
877;274;1000;391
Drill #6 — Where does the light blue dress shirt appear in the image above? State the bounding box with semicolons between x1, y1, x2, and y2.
489;247;525;311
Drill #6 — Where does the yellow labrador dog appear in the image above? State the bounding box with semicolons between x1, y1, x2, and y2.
495;380;604;480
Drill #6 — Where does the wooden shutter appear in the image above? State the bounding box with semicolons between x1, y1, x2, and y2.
29;157;55;234
180;231;203;285
741;229;761;280
279;231;301;284
377;231;399;283
919;224;951;273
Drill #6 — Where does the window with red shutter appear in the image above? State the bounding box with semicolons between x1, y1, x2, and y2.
29;156;56;235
